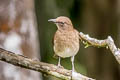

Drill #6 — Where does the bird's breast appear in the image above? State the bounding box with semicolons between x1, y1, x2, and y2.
54;30;79;58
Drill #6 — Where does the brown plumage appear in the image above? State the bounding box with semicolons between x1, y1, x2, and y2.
48;16;80;73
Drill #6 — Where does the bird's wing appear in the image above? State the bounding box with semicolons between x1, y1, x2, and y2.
52;31;59;59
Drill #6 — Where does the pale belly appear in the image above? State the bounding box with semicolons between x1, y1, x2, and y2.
54;46;79;58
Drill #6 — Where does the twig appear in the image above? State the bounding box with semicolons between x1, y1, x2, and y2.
0;48;94;80
79;32;120;64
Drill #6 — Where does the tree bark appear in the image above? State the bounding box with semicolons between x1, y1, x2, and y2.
0;48;94;80
0;0;41;80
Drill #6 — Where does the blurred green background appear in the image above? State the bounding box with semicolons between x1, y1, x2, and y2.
35;0;120;80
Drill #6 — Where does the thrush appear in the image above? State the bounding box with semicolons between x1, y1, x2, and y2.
48;16;80;73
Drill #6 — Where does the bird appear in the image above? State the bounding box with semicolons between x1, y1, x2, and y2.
48;16;80;73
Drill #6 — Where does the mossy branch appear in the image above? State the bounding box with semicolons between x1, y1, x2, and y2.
0;48;94;80
79;32;120;64
0;32;119;80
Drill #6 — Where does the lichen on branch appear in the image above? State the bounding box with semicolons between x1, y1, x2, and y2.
0;48;94;80
0;32;119;80
79;32;120;64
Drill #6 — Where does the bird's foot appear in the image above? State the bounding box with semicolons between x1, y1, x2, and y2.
57;64;64;68
70;70;76;80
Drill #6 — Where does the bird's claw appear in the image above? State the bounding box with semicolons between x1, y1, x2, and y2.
57;65;64;68
70;70;76;80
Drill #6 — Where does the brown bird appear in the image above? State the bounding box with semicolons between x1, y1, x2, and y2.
48;16;80;73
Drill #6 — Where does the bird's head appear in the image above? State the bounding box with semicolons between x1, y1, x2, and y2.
48;16;73;30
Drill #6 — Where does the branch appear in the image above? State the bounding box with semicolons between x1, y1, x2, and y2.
1;32;118;80
0;48;94;80
79;32;120;64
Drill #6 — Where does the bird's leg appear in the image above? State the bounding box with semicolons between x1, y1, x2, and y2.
71;56;75;72
57;57;64;68
71;56;75;79
57;57;61;67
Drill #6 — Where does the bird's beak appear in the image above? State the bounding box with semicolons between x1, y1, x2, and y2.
48;19;57;23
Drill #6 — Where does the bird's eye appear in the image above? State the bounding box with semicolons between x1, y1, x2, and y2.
56;21;65;25
60;22;64;25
